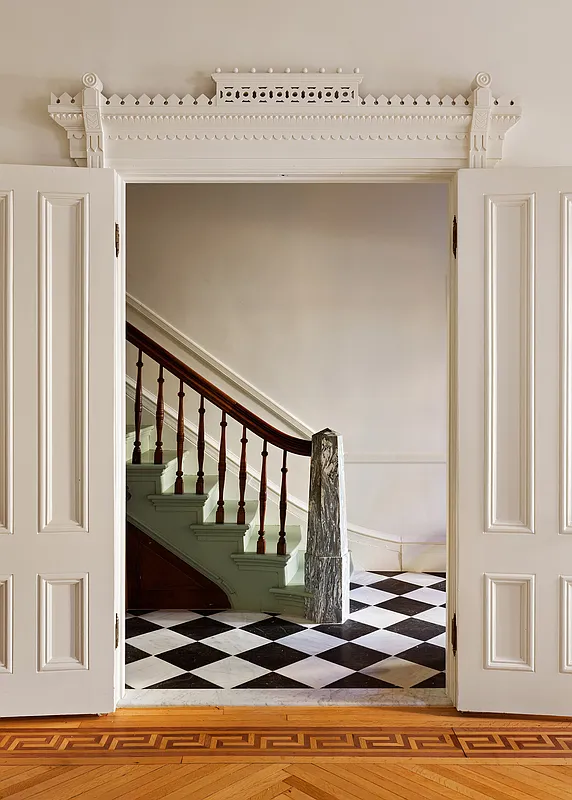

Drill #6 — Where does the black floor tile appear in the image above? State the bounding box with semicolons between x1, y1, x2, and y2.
125;617;162;638
241;617;306;641
376;596;433;616
235;672;309;689
125;643;149;664
325;673;398;689
149;673;220;689
157;642;229;671
126;609;155;616
368;578;420;595
349;583;361;590
313;620;377;641
431;581;446;592
239;643;308;671
429;572;446;579
399;643;446;672
385;618;446;642
371;571;401;577
170;617;234;641
349;599;368;613
318;643;387;671
413;671;446;688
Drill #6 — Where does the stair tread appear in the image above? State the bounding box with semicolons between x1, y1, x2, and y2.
127;449;178;466
159;474;218;497
196;500;258;528
126;424;154;437
244;525;302;555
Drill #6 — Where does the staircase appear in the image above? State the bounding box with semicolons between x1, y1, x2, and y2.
125;323;325;617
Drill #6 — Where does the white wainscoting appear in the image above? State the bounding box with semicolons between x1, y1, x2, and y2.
0;192;13;536
38;574;89;672
484;573;535;671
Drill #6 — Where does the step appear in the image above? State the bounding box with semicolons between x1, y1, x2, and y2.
126;424;154;456
126;449;191;494
149;474;218;514
190;501;258;550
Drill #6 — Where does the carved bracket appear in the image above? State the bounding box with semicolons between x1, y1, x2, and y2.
48;69;521;173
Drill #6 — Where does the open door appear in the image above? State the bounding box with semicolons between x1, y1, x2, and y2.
456;167;572;715
0;165;120;716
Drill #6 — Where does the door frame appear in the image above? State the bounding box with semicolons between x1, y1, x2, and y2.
114;167;458;705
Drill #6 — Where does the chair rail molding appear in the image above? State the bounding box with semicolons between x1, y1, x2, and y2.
49;70;521;178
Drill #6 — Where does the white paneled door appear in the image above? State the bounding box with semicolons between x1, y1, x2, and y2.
456;167;572;715
0;165;120;716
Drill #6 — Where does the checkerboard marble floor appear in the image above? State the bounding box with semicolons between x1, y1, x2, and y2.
125;571;446;691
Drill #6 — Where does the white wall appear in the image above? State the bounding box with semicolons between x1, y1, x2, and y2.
1;0;571;167
127;182;448;547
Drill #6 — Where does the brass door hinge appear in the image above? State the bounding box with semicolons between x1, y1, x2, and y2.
451;612;457;656
115;613;119;649
115;223;120;258
452;215;458;259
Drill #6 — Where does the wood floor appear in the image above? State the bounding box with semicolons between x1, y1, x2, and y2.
1;707;572;798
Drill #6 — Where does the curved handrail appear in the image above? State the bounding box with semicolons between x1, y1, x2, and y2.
127;322;312;457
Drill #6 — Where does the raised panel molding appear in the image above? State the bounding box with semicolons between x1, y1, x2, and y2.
0;192;13;535
485;194;535;534
561;195;572;533
38;574;88;671
484;573;535;671
560;576;572;673
38;194;89;534
0;575;13;673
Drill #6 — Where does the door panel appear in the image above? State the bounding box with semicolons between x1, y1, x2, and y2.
0;165;118;716
456;167;572;714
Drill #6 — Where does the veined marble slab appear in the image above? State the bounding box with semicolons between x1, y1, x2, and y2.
119;688;451;707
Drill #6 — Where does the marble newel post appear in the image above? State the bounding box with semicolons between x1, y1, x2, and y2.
304;429;350;624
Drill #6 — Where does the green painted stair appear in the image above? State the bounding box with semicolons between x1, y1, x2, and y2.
126;426;310;614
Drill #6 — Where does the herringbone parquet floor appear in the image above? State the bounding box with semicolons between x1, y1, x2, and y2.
2;708;572;798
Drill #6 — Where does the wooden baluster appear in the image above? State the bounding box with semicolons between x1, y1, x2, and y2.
153;365;164;464
277;450;288;556
132;349;143;464
216;411;227;523
195;396;205;495
257;441;268;554
174;380;185;495
237;426;248;524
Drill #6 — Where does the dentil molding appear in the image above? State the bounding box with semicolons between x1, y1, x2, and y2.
49;69;521;175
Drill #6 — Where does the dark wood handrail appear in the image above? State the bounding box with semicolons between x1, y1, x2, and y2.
127;322;312;457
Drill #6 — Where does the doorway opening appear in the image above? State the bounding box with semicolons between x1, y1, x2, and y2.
123;181;450;703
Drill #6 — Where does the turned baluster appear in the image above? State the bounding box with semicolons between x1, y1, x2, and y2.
237;426;248;524
174;380;185;495
257;441;268;554
195;396;205;495
216;411;227;523
132;349;143;464
277;450;288;556
153;365;165;464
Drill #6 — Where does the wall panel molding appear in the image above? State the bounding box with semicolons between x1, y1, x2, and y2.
485;573;535;671
38;193;89;534
38;573;88;671
485;194;535;534
0;575;13;673
0;192;13;535
561;195;572;533
560;576;572;673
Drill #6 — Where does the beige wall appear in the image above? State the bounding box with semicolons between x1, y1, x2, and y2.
127;182;448;544
0;0;571;167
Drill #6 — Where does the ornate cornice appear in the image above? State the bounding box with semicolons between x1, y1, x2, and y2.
48;69;521;171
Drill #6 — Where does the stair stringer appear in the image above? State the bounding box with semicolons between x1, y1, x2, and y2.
126;457;307;614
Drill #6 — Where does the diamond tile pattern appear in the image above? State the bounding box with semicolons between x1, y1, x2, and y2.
126;571;446;690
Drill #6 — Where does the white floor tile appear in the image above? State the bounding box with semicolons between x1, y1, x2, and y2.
277;656;354;688
352;629;422;656
125;656;186;690
398;573;445;587
350;606;407;629
360;657;438;689
427;632;447;648
351;571;385;586
201;628;269;655
414;606;447;626
127;628;194;655
277;615;318;628
208;611;271;628
349;586;394;605
139;610;202;628
277;629;345;655
405;587;447;606
191;656;269;688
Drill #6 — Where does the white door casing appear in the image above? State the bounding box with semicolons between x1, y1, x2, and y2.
456;167;572;715
0;165;119;716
